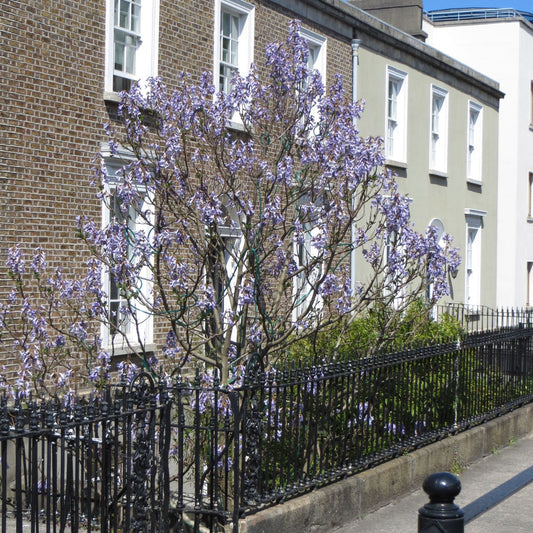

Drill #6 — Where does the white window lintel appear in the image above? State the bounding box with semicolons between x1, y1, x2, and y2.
431;85;448;98
387;65;407;80
299;27;327;48
464;208;487;217
469;101;482;113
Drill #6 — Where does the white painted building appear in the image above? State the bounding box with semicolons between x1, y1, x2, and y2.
423;8;533;308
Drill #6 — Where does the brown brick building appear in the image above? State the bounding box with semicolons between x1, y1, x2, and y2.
0;0;355;380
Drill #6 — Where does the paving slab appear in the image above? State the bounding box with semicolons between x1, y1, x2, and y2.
335;432;533;532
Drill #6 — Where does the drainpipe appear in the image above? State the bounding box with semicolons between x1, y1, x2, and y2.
350;37;362;295
351;38;361;113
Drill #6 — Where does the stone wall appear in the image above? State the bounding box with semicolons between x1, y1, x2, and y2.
239;403;533;532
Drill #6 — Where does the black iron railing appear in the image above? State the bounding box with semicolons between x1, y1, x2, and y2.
238;326;533;514
435;303;533;333
0;373;173;533
0;323;533;532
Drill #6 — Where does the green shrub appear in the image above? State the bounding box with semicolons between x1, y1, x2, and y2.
285;300;464;363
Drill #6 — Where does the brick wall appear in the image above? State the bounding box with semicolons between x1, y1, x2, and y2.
0;0;353;382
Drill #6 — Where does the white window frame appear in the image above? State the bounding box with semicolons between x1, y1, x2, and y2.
385;66;408;163
104;0;160;95
530;81;533;127
299;27;327;83
292;192;326;322
213;0;255;95
209;221;242;326
467;101;483;183
298;27;327;132
101;158;153;352
527;261;533;307
384;230;407;310
293;223;323;321
464;211;485;309
426;218;445;304
429;86;448;173
528;172;533;219
204;203;244;350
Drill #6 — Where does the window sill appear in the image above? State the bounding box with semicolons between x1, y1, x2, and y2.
105;342;157;358
385;159;408;170
429;169;448;179
466;178;482;187
104;91;122;104
226;119;246;132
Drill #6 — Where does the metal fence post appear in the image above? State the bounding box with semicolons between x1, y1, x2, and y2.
418;472;464;533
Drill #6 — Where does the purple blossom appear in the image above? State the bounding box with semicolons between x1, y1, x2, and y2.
198;285;215;313
248;323;262;345
261;196;284;226
163;330;182;361
357;402;374;425
385;422;405;436
264;396;283;440
238;279;255;306
69;322;88;342
318;273;342;298
54;335;65;349
414;420;427;435
117;360;139;382
189;371;234;417
56;370;72;388
30;248;46;275
6;246;25;276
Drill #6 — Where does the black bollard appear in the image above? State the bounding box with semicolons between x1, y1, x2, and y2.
418;472;464;533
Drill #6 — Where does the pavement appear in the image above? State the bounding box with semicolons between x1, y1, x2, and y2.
336;431;533;532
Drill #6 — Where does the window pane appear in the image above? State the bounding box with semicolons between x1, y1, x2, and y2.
432;96;442;133
115;0;141;33
119;0;130;29
219;64;236;93
114;33;125;70
388;80;398;120
308;45;318;70
131;2;141;33
110;298;121;335
125;35;136;74
469;110;478;144
219;11;241;91
110;277;121;301
221;36;231;63
113;75;132;92
114;30;137;74
222;11;231;36
529;173;533;217
530;81;533;125
231;13;239;35
221;12;239;67
230;38;238;65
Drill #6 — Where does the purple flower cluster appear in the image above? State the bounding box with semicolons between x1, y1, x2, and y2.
0;247;108;398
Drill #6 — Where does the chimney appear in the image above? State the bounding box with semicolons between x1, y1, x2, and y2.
350;0;428;41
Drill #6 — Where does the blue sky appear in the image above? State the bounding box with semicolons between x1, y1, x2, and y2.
424;0;533;12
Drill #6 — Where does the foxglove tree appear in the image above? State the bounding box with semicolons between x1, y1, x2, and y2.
1;21;460;392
